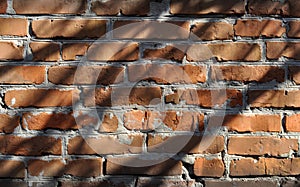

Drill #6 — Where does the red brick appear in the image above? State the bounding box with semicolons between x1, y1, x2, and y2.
248;90;300;108
170;0;245;15
0;114;20;133
124;110;152;131
28;158;102;177
84;87;162;107
228;136;298;156
248;0;300;17
0;66;45;84
128;64;206;84
98;113;119;133
264;158;300;176
289;66;300;84
68;135;143;155
0;0;7;13
22;112;77;130
288;21;300;38
177;89;242;108
91;0;150;16
48;66;124;85
106;158;182;176
0;42;23;60
286;114;300;132
230;158;265;176
144;46;185;62
30;42;60;61
62;43;89;60
61;180;133;187
113;20;190;39
194;158;224;177
267;42;300;60
234;20;285;37
0;181;27;187
0;135;61;155
0;18;28;36
191;22;234;40
212;65;284;83
148;135;224;154
221;114;281;132
87;42;139;61
13;0;87;14
32;19;106;38
5;89;79;108
0;160;25;178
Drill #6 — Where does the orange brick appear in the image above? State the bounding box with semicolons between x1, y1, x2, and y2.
62;43;89;60
194;158;224;177
212;65;284;83
48;66;124;85
286;114;300;132
22;112;77;130
0;0;6;13
4;89;79;108
91;0;150;15
0;114;20;133
13;0;87;14
0;18;28;36
0;160;25;178
0;135;61;155
288;21;300;38
0;66;45;84
289;66;300;84
230;158;265;176
221;114;281;132
267;42;300;60
30;42;60;61
228;136;298;156
170;0;245;15
191;22;234;40
234;20;285;37
0;42;23;60
32;19;106;38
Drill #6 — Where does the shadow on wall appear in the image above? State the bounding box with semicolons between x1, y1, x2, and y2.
0;0;299;186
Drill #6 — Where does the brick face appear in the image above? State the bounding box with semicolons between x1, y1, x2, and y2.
191;22;234;40
194;158;225;177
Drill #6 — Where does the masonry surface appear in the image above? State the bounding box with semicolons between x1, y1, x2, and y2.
0;0;300;186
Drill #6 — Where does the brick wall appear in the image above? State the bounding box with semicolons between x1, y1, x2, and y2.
0;0;300;186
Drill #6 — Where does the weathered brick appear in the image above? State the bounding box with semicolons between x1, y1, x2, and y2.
228;136;298;156
282;180;300;187
48;66;124;85
148;135;224;154
170;0;245;15
267;42;300;60
289;66;300;84
60;180;134;187
28;158;102;177
30;42;60;61
144;46;185;62
91;0;150;15
5;89;79;108
264;158;300;176
191;22;234;40
106;158;182;176
288;21;300;38
211;65;284;83
0;66;45;84
68;135;143;155
177;89;242;108
84;87;162;107
0;135;61;155
0;114;20;133
248;90;300;108
0;18;28;36
137;178;194;187
0;42;23;60
0;0;7;13
62;43;89;60
0;160;25;178
248;0;300;17
230;158;265;176
286;114;300;132
13;0;87;14
32;19;106;38
113;20;190;39
220;114;281;132
234;20;285;37
194;158;224;177
128;64;206;84
87;42;139;61
205;180;277;187
0;181;27;187
22;112;77;130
